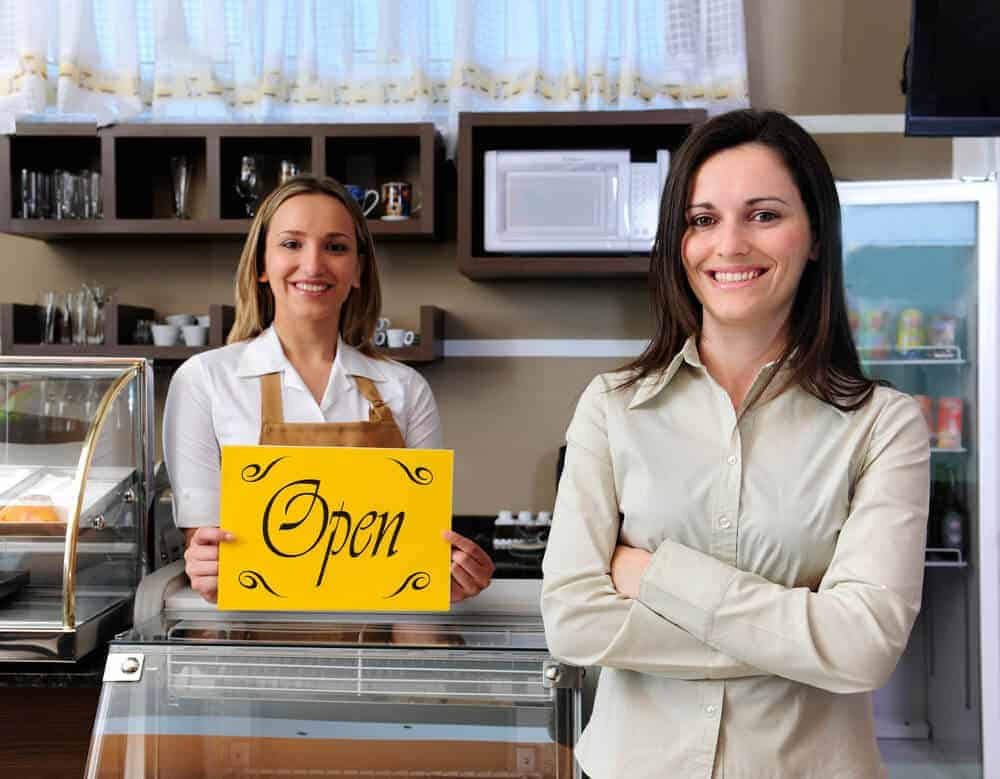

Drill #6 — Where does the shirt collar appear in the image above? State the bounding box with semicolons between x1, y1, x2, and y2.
627;336;800;411
235;326;389;385
627;336;703;410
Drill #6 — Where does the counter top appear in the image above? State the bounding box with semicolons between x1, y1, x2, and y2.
0;646;107;688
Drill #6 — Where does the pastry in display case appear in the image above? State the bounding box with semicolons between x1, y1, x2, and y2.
0;357;154;662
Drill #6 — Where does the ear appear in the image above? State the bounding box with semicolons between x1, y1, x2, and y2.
809;240;820;262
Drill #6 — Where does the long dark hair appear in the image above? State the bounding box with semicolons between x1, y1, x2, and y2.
619;109;880;412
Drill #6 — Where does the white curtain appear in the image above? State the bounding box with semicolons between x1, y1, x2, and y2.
0;0;749;150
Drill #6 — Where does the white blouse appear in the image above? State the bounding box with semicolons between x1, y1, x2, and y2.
163;326;442;528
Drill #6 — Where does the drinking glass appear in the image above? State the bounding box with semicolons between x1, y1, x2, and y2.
20;169;37;218
170;156;191;219
87;170;103;219
71;291;88;345
279;159;299;185
235;155;262;217
38;291;57;344
83;283;107;345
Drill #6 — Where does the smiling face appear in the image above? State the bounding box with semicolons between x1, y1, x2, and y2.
682;142;815;339
258;193;362;335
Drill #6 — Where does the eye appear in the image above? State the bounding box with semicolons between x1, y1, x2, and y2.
279;239;301;249
326;241;349;252
751;210;779;223
689;214;715;228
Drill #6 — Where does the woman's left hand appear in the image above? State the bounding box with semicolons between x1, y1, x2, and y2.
444;530;495;602
610;544;653;599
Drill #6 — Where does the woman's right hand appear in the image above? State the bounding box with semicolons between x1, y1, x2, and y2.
183;527;235;603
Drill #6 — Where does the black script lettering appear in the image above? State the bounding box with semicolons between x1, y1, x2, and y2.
349;511;379;557
262;479;329;558
316;504;352;587
372;511;405;557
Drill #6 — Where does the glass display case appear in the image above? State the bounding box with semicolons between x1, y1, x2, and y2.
85;609;580;778
0;357;154;661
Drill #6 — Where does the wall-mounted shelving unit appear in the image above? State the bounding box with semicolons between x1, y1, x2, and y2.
0;303;444;365
1;122;443;240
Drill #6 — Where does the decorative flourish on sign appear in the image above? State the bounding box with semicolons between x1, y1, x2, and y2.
238;569;285;597
389;458;433;486
241;457;288;483
385;571;431;599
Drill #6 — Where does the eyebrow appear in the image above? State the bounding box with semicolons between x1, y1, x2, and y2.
686;196;790;211
276;229;352;238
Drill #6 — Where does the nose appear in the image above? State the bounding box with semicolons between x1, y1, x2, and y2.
299;242;325;274
715;220;751;258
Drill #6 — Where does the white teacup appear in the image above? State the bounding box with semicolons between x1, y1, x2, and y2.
151;324;180;346
196;314;210;327
165;314;196;327
386;328;406;348
182;324;209;346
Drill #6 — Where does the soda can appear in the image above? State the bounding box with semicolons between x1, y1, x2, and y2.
897;308;926;354
929;315;957;349
936;397;963;450
913;395;935;440
860;307;892;359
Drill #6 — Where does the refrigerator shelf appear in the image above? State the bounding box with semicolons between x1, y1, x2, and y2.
930;447;967;454
859;345;964;365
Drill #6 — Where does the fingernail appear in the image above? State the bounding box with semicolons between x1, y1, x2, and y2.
224;532;236;542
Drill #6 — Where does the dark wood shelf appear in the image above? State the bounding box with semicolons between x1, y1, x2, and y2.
375;306;444;363
0;302;235;362
457;109;706;279
1;123;443;240
1;303;444;365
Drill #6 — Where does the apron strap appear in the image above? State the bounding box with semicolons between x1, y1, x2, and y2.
352;376;395;425
259;373;284;425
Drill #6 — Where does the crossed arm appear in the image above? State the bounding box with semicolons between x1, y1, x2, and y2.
541;378;930;693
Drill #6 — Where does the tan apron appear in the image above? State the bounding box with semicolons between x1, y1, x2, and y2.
258;371;405;448
252;371;407;646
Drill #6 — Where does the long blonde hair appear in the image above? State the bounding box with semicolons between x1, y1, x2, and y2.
228;174;381;356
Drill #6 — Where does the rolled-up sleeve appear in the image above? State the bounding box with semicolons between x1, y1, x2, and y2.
542;376;762;679
163;357;222;528
638;394;930;693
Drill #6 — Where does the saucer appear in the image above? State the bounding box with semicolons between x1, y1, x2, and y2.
380;215;410;222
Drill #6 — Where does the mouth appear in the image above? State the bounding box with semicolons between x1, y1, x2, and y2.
706;267;769;287
289;280;333;295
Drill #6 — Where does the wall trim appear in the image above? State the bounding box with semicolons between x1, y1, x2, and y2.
442;339;648;358
790;114;905;134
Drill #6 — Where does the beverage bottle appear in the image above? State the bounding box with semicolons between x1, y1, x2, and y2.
938;465;965;551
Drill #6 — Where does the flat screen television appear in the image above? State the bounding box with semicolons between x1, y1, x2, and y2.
905;0;1000;136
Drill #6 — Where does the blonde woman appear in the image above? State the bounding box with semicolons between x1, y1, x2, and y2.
164;175;493;604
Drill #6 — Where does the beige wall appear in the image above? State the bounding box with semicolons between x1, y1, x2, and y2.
0;0;951;514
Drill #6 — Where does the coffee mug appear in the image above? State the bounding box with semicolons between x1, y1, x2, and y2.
380;181;411;220
374;330;387;347
376;317;391;332
403;330;416;347
386;328;406;348
344;184;379;217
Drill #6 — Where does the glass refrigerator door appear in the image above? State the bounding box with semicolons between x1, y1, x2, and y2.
838;180;1000;779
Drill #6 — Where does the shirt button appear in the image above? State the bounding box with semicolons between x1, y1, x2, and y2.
719;516;731;529
705;705;718;715
727;455;738;465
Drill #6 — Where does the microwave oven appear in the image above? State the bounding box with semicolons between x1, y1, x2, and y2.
483;149;670;253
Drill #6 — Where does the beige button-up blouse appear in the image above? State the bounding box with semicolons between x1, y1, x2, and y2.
541;338;930;779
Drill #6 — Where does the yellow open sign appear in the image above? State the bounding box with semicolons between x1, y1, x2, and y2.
218;445;453;612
